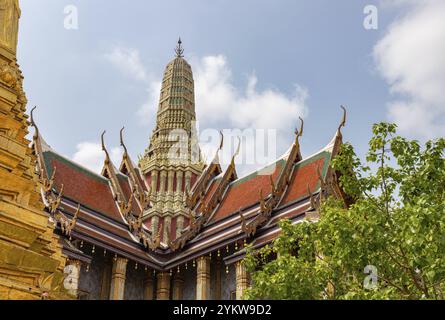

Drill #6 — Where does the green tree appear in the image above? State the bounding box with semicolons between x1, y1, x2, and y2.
244;123;445;300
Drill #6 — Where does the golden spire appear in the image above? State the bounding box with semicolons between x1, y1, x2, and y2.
139;39;204;242
0;0;21;53
140;38;202;171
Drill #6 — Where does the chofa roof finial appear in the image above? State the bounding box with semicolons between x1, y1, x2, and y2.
101;130;111;164
230;136;241;167
337;105;347;138
30;106;40;138
338;105;347;132
175;37;184;58
120;127;129;157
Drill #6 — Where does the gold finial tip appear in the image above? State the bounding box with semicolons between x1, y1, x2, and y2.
175;37;184;58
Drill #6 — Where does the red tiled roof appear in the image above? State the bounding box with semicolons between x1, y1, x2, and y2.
135;167;149;192
117;173;142;216
117;174;131;201
43;151;122;222
210;159;285;222
202;177;221;208
281;151;330;206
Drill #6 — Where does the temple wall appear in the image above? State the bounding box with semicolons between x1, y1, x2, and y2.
210;260;220;300
78;252;110;300
124;263;145;300
182;264;197;300
221;264;236;300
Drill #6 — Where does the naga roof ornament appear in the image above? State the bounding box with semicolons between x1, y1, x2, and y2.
120;127;151;211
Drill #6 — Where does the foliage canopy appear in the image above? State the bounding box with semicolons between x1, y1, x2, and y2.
244;123;445;300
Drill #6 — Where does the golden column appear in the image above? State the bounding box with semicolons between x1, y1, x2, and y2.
164;215;172;242
143;270;154;300
176;171;183;192
0;0;70;300
167;171;174;193
159;170;167;193
185;171;192;191
235;261;250;300
176;215;184;238
156;272;171;300
151;171;158;194
151;215;159;236
109;257;128;300
196;256;211;300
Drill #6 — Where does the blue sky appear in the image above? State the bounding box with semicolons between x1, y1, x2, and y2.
18;0;445;174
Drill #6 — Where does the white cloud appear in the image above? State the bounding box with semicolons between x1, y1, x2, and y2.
137;54;308;174
379;0;422;9
137;80;162;124
72;141;123;174
374;0;445;138
193;55;308;132
105;46;147;82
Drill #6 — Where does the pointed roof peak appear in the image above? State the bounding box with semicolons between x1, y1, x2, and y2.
175;37;184;58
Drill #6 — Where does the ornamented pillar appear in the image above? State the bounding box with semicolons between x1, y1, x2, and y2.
185;171;192;191
151;170;158;194
167;171;174;193
164;215;172;243
109;257;128;300
235;261;249;300
156;272;171;300
196;256;211;300
176;171;183;193
159;170;167;193
151;215;159;236
185;171;192;192
176;215;184;238
143;270;154;300
172;273;184;300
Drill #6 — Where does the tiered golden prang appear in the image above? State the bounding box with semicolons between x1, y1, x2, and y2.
0;0;70;300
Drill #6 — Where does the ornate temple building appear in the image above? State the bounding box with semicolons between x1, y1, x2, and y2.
1;1;349;300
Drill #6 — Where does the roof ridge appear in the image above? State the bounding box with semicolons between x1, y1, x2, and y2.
300;134;337;162
43;150;109;183
232;141;294;183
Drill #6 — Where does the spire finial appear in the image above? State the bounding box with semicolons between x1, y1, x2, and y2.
175;37;184;58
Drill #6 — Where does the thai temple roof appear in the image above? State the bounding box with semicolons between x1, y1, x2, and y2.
29;41;349;272
32;120;346;270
